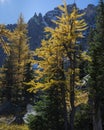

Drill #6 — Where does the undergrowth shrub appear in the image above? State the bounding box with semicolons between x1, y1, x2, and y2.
0;124;29;130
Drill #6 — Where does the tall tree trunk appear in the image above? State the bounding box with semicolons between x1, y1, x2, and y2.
61;83;68;130
69;106;76;130
69;73;76;130
69;52;76;130
93;101;102;130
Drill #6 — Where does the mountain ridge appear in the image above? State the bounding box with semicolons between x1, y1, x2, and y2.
0;3;97;66
27;3;97;50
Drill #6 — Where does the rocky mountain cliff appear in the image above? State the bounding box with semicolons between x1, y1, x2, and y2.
28;4;97;50
0;4;97;66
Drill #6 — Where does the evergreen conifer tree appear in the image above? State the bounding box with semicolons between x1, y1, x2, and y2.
89;0;104;129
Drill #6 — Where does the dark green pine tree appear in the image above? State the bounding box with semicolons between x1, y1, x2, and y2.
89;0;104;130
1;55;14;102
46;82;67;130
23;62;35;105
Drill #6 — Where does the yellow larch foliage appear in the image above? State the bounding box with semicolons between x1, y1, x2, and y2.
29;0;89;106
